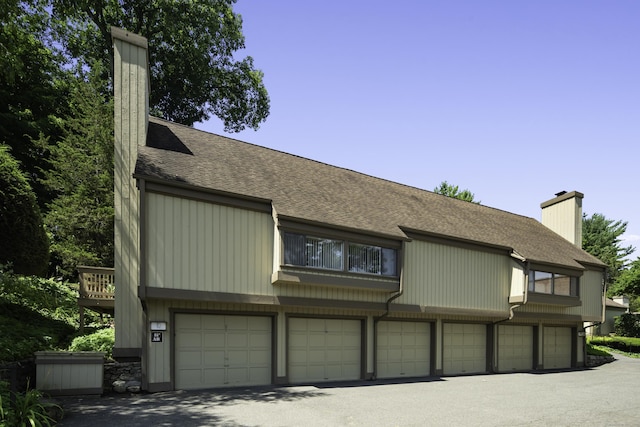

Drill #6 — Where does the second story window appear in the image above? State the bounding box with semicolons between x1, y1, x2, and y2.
528;270;578;297
283;232;397;277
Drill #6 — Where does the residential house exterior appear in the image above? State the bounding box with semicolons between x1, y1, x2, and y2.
111;28;606;392
591;297;629;336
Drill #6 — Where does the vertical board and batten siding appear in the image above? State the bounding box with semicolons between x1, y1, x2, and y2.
541;196;582;247
113;29;147;350
146;193;273;294
35;352;105;395
145;193;387;304
509;260;526;302
401;240;510;312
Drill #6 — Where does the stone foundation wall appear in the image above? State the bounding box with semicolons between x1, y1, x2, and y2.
586;354;615;367
103;361;142;393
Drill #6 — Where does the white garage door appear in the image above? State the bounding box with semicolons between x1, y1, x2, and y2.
288;318;361;383
543;327;572;369
377;321;430;379
175;314;271;390
443;323;487;375
497;325;533;372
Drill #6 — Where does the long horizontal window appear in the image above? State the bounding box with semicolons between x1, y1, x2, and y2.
283;232;397;277
528;270;578;297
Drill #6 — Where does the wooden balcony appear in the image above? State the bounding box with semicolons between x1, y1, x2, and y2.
78;266;115;331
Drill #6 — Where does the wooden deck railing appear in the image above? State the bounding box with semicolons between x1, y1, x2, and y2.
77;266;115;332
78;266;115;301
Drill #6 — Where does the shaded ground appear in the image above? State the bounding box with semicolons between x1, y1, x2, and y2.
58;354;640;426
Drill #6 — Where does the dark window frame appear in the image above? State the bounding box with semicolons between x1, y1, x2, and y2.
528;270;579;297
283;232;398;278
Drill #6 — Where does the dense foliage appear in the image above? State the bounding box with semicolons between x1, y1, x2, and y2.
0;268;110;363
0;269;77;362
43;64;114;278
0;146;49;276
433;181;480;204
614;313;640;339
608;259;640;307
68;328;114;359
51;0;270;130
583;213;634;287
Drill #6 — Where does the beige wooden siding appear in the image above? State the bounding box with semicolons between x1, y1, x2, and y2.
509;260;526;302
576;269;605;321
146;193;273;293
541;196;582;246
401;240;510;312
35;352;104;395
145;193;387;304
113;29;147;351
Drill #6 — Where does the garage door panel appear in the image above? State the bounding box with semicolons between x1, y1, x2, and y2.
175;314;271;390
443;323;486;375
377;321;430;379
543;327;572;369
177;350;202;367
202;349;225;365
498;325;533;372
288;318;361;383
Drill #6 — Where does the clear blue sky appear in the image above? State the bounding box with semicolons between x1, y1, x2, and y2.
195;0;640;257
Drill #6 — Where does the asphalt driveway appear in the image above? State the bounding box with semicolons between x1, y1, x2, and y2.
58;354;640;427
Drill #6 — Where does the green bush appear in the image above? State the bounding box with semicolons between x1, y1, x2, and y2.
0;268;110;362
589;336;640;354
68;328;114;359
0;269;80;362
614;313;640;338
0;380;60;427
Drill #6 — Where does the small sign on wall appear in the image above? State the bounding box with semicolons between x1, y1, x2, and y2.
151;332;163;343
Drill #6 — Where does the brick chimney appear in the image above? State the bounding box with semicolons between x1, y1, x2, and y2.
540;191;584;248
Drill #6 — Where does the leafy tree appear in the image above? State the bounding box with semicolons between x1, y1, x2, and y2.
0;0;68;208
0;146;49;276
433;181;480;203
608;258;640;300
582;213;634;288
44;63;114;279
51;0;270;130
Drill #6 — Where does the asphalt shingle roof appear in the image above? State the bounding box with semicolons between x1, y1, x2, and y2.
136;117;605;271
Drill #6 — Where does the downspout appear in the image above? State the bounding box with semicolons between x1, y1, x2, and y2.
494;254;529;325
372;242;405;379
377;267;404;323
581;269;607;340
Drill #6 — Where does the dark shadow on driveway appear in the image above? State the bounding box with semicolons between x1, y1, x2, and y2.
310;376;446;389
58;386;326;427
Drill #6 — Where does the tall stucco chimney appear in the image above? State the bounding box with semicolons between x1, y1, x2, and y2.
111;27;149;359
540;191;584;248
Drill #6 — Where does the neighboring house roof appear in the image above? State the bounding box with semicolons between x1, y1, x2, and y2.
606;298;628;310
136;117;605;271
